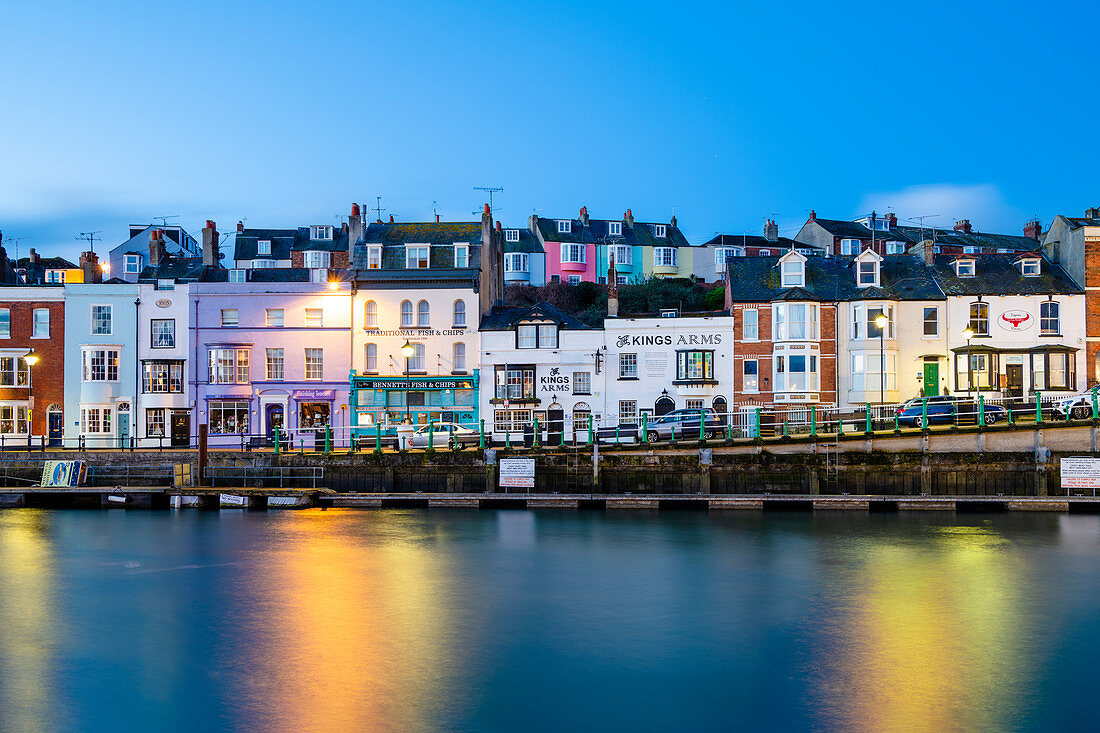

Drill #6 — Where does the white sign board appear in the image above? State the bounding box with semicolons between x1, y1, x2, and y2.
499;458;535;489
1061;457;1100;489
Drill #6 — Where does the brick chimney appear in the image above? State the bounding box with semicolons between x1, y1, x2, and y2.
887;213;897;228
149;229;168;267
671;215;678;229
79;251;102;283
607;251;619;318
202;220;220;267
809;210;816;221
625;209;634;228
954;219;972;234
479;203;504;315
1024;220;1042;240
237;220;244;233
0;245;9;284
764;219;779;241
579;206;589;227
920;239;934;266
348;203;363;258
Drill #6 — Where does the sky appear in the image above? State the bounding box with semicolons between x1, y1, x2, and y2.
0;0;1096;262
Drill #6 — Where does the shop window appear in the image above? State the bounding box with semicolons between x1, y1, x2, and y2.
299;402;331;429
208;401;248;434
676;350;714;382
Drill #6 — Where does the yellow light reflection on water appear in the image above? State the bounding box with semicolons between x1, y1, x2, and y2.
814;522;1028;731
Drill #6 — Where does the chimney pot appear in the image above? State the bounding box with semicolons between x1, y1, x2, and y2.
1024;219;1042;240
237;220;244;233
389;215;394;224
954;219;972;234
351;203;361;216
484;204;490;215
436;214;440;222
206;220;215;230
810;210;816;221
496;221;502;231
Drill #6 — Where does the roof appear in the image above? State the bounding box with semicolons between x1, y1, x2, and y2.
111;224;199;258
480;302;594;331
202;267;311;283
137;257;218;283
889;225;1039;252
703;234;812;251
534;216;690;248
1065;217;1100;229
931;254;1082;296
808;218;878;240
504;228;544;254
351;221;484;275
16;256;78;269
233;226;349;261
360;221;482;246
725;254;944;302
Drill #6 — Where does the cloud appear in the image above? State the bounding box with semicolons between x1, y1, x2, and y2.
857;183;1024;233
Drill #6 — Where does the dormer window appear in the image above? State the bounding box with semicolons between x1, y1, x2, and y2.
504;229;519;242
310;225;333;241
405;245;430;269
654;224;667;238
257;240;271;256
781;260;804;287
885;241;905;254
660;309;679;318
956;259;976;278
557;220;571;234
858;261;877;286
1020;258;1041;276
516;320;558;349
124;254;143;274
608;221;622;236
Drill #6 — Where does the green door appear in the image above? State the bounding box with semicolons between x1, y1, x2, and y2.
923;362;939;396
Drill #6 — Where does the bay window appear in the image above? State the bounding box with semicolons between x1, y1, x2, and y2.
850;352;897;392
208;401;249;434
303;251;331;269
494;365;535;399
956;352;997;391
774;352;818;392
561;244;586;263
0;405;28;435
676;350;714;382
142;361;183;393
505;253;529;273
774;303;818;340
208;348;250;384
81;349;119;382
1032;351;1075;391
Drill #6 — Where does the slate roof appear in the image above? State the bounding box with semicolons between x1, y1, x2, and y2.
480;302;594;331
137;257;218;283
535;216;690;248
111;225;200;258
890;225;1039;252
504;228;544;254
809;218;878;240
16;256;78;269
351;221;483;276
202;267;311;283
703;234;810;250
930;254;1082;296
1065;217;1100;229
233;226;349;261
725;254;944;302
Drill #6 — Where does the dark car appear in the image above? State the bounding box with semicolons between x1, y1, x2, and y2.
641;408;726;442
895;397;1007;428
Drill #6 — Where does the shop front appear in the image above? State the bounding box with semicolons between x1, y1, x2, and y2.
351;373;479;444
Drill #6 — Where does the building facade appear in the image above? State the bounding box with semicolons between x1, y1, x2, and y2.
0;286;64;446
1042;209;1100;384
110;224;200;282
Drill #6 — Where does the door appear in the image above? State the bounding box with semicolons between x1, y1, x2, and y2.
655;396;675;416
547;405;564;445
48;412;62;447
171;412;190;447
118;412;130;449
1006;364;1023;399
266;404;285;443
923;362;939;397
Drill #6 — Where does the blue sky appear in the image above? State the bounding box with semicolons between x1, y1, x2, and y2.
0;0;1095;261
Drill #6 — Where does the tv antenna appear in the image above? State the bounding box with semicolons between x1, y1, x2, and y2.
910;213;940;243
75;231;103;253
152;215;179;228
371;196;386;222
474;186;503;215
432;201;442;218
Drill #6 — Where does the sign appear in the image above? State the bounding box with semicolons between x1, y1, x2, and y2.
540;367;570;393
293;389;335;400
499;458;535;488
1061;457;1100;490
354;379;475;391
615;333;723;348
155;299;172;308
998;310;1034;332
41;460;86;487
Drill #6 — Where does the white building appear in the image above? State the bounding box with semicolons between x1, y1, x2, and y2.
135;281;192;447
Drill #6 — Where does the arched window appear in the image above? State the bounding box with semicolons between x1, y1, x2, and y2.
453;342;466;372
572;402;591;435
400;300;413;328
453;299;466;328
363;300;378;328
417;300;430;328
364;343;377;372
712;396;728;425
969;301;989;336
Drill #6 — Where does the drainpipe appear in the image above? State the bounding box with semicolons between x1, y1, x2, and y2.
134;294;142;445
193;293;199;446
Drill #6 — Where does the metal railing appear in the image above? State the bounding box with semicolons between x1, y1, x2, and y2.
203;466;323;489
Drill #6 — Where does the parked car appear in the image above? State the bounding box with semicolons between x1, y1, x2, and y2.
408;422;480;448
1053;387;1100;420
895;397;1007;428
641;408;726;442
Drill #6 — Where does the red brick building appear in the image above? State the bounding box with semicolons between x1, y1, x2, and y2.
0;286;64;443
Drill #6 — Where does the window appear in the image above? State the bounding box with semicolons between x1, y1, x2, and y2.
619;400;637;423
612;244;632;266
252;259;277;269
956;259;975;277
221;309;238;327
146;408;166;437
400;300;414;327
715;248;736;272
92;305;112;335
363;300;378;328
1032;351;1074;391
208;348;250;384
1041;301;1060;335
80;407;112;435
0;309;8;338
969;301;989;336
495;409;534;433
619;353;638;379
406;246;430;269
850;352;897;391
516;322;557;348
742;309;759;340
303;251;331;269
0;357;29;386
304;348;323;380
406;343;426;372
505;253;529;272
758;249;772;256
885;241;905;254
453;342;466;372
305;308;323;328
310;225;333;241
568;275;580;285
963;246;980;254
557;220;571;234
654;224;667;238
157;278;174;291
208;401;249;434
266;348;284;380
781;260;804;287
363;344;377;373
956;353;996;391
571;404;591;433
561;244;586;263
142;362;183;393
1020;258;1041;276
851;304;894;340
46;270;65;283
32;309;49;338
453;300;466;328
676;351;714;382
573;371;591;395
454;244;469;268
124;254;142;274
608;221;622;236
81;349;119;382
366;246;382;269
230;269;246;283
616;274;629;285
661;309;679;318
743;359;759;392
550;274;560;283
774;303;817;340
774;352;819;392
685;398;704;411
858;260;877;286
494;365;536;399
923;307;939;337
257;240;272;255
265;309;283;328
654;247;677;267
840;239;860;255
505;229;520;242
416;300;429;328
517;325;536;348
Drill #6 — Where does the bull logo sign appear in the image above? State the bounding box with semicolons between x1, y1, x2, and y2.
997;310;1033;332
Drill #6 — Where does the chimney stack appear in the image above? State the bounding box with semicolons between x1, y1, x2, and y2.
920;239;934;266
579;206;589;227
0;245;9;285
954;219;972;234
202;220;220;267
809;210;816;221
237;220;244;233
79;250;102;283
764;219;779;241
625;209;634;228
671;215;678;228
1024;219;1042;240
348;203;363;258
388;215;394;224
607;251;619;318
149;229;167;267
887;213;897;228
1086;207;1100;220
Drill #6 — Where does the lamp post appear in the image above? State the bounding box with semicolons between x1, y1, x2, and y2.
962;327;975;398
23;349;38;448
875;313;889;405
401;340;414;424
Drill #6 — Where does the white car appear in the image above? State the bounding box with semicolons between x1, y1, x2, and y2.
1053;388;1100;420
407;422;481;448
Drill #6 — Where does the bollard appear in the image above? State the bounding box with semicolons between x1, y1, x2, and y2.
894;414;900;432
782;420;788;438
1093;391;1098;421
274;426;281;454
1008;408;1014;426
1036;391;1043;424
616;424;621;444
642;413;649;443
374;430;382;454
299;438;304;455
325;425;332;453
865;403;872;434
699;409;706;442
560;425;565;447
479;419;485;449
506;430;511;449
921;398;928;429
754;408;762;439
978;395;985;427
727;420;733;441
533;417;541;448
837;415;844;436
810;406;817;438
588;414;594;446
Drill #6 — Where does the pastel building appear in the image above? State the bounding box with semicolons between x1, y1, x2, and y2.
110;224;200;282
502;225;546;286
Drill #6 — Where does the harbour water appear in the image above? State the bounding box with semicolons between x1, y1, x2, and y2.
2;509;1099;731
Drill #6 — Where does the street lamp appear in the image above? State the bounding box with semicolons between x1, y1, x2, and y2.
401;340;414;424
23;349;38;448
962;326;975;397
874;313;889;405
